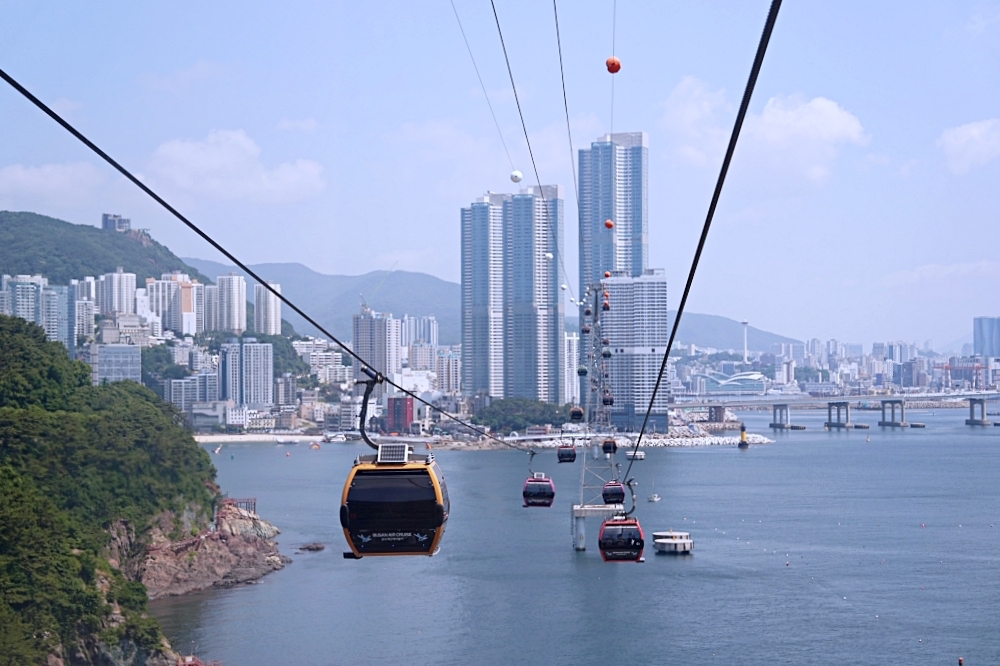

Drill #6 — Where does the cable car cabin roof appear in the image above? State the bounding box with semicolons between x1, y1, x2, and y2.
340;458;448;557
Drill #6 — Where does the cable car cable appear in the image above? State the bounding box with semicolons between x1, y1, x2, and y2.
449;0;516;172
488;0;577;304
609;0;617;135
621;0;783;483
0;65;522;452
552;0;579;206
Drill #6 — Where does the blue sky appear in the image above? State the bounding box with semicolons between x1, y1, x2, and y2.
1;1;998;349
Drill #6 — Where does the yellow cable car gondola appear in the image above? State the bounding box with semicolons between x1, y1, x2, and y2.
340;369;449;558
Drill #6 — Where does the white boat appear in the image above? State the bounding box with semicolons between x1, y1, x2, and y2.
625;450;645;460
652;530;693;554
213;445;222;454
647;493;661;502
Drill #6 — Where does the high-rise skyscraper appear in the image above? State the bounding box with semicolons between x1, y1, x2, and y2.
461;192;508;398
217;274;247;335
352;305;401;398
461;186;565;403
973;317;1000;357
599;269;670;430
204;285;219;332
241;338;274;407
503;186;564;403
218;342;242;402
577;132;648;295
401;315;439;347
254;282;282;336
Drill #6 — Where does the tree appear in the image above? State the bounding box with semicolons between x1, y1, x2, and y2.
472;398;572;434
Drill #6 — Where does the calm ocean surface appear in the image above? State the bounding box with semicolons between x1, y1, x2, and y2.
151;409;1000;665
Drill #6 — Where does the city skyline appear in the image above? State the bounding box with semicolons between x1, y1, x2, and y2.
2;3;997;347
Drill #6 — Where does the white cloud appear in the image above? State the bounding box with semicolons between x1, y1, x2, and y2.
0;162;105;204
148;129;325;203
660;78;866;182
277;118;319;132
660;76;730;167
882;260;1000;288
937;118;1000;174
141;61;228;93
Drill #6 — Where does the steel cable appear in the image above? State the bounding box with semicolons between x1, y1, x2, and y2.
0;66;534;453
622;0;783;483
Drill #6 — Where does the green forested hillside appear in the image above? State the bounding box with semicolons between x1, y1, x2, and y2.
0;211;211;284
0;315;217;662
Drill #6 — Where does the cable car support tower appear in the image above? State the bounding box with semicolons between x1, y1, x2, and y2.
572;283;623;551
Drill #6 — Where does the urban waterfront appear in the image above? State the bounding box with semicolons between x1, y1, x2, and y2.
151;410;1000;665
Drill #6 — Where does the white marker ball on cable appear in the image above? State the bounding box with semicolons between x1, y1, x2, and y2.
560;284;567;290
510;170;523;183
545;252;553;260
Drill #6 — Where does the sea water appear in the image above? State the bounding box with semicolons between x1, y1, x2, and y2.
150;409;1000;665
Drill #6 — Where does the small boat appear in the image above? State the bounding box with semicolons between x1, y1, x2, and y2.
309;442;321;450
647;493;661;502
213;445;222;454
625;450;645;460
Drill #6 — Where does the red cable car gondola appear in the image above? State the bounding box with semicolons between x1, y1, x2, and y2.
602;480;625;504
557;445;577;463
598;517;644;562
523;472;555;507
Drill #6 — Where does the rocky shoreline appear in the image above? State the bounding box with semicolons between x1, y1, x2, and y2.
139;503;290;601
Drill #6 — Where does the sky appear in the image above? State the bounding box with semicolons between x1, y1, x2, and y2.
1;1;999;350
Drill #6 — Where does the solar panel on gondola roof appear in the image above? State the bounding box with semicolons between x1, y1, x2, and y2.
377;443;409;464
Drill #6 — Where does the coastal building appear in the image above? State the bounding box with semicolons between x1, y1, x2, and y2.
435;347;462;394
241;338;274;407
166;371;219;412
577;132;648;294
204;285;219;332
352;305;401;398
99;268;136;315
503;185;564;404
217;273;247;335
974;317;1000;357
101;213;131;232
564;331;580;405
386;395;414;433
599;268;670;430
460;186;565;403
254;282;282;336
461;192;508;398
89;343;141;385
402;314;439;347
218;342;242;402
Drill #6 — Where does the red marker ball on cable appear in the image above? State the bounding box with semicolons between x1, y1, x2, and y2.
606;56;621;74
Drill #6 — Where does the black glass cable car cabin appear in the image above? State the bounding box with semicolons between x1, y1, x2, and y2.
602;438;617;454
598;518;644;562
522;472;556;507
340;452;449;557
602;480;626;504
557;445;577;463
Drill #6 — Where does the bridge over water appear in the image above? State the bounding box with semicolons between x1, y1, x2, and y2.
673;391;1000;429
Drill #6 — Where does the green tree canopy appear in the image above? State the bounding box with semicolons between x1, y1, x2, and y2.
472;398;572;434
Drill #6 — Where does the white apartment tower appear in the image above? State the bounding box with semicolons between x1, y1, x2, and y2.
461;192;508;398
254;282;282;335
217;274;247;335
599;269;670;430
99;268;136;315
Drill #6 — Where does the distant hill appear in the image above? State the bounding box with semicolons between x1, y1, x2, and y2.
669;310;800;351
183;257;462;345
0;211;212;284
567;311;799;352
